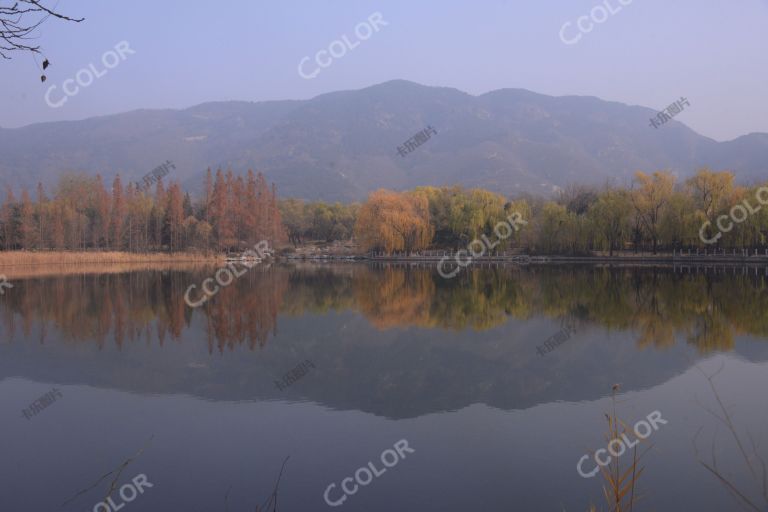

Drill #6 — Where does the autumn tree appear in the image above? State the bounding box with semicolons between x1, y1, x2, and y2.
19;188;37;249
279;198;307;246
36;182;48;248
1;186;17;250
4;164;764;257
659;190;696;248
210;170;234;250
93;175;111;248
150;180;167;249
535;202;569;254
685;168;735;245
204;168;213;223
686;169;735;222
255;172;269;241
165;182;184;251
631;171;675;254
110;175;125;251
355;189;432;253
588;189;631;256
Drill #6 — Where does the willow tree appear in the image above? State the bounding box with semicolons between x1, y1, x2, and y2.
354;189;432;254
685;168;735;245
535;202;569;254
631;171;675;254
588;189;631;256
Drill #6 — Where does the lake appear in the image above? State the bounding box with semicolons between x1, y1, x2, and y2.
1;263;767;512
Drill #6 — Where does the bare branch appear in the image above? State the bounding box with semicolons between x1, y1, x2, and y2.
0;0;83;61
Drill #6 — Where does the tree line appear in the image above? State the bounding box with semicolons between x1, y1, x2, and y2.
349;169;768;255
278;199;358;245
3;167;766;256
0;169;285;252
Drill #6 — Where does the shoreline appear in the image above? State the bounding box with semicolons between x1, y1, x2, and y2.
0;251;222;268
285;252;768;265
3;250;768;269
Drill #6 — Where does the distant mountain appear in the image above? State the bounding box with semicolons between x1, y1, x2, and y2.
1;80;766;201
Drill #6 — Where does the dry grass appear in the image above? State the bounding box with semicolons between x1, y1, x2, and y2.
224;457;289;512
0;261;218;280
0;250;220;267
694;364;768;512
588;386;649;512
0;251;225;279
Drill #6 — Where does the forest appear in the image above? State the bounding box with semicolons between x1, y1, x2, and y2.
0;169;285;252
2;167;766;256
280;168;768;255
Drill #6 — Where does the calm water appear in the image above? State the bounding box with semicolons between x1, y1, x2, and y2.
1;263;767;512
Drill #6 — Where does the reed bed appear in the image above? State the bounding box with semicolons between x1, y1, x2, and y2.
0;261;220;280
0;251;224;279
0;251;220;267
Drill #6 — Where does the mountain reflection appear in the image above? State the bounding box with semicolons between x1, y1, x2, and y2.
286;263;768;353
1;263;767;354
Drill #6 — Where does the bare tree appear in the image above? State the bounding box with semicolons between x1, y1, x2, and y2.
0;0;84;80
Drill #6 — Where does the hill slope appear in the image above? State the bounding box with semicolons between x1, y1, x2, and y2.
1;80;766;201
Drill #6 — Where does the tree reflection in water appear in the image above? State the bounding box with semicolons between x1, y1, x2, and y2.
1;263;767;354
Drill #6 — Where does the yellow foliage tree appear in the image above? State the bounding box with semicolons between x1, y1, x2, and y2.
631;171;676;254
685;168;735;243
354;189;433;253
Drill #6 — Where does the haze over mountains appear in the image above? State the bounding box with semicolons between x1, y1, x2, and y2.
1;80;766;202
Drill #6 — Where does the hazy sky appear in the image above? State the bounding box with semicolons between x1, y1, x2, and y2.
1;0;767;141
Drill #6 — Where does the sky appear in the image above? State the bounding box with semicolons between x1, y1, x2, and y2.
1;0;767;141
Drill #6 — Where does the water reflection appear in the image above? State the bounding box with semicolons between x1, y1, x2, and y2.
0;265;288;352
2;264;768;511
3;263;767;354
2;263;768;420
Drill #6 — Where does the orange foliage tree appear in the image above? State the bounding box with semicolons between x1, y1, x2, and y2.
0;169;286;253
354;189;433;254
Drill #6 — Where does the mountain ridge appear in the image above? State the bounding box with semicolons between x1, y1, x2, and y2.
1;80;765;201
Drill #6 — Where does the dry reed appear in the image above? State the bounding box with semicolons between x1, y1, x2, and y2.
0;250;220;268
588;385;649;512
694;364;768;512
